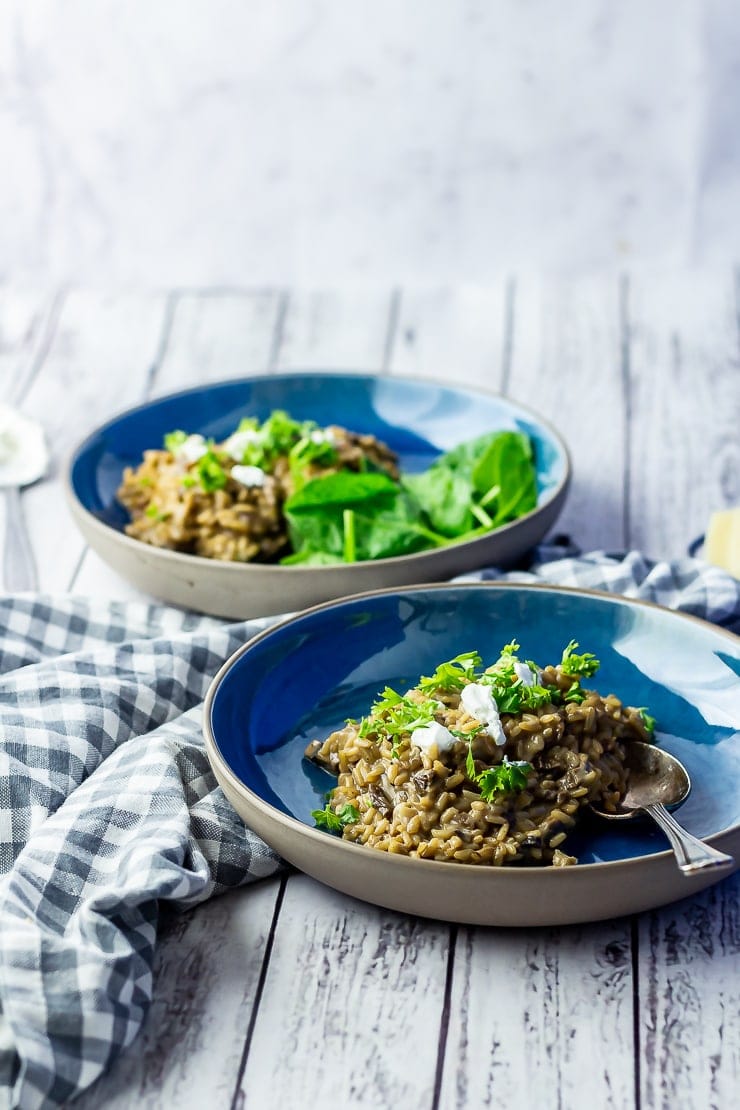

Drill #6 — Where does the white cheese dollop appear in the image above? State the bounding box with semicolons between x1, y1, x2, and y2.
0;405;48;488
230;464;267;488
310;428;337;446
460;682;507;746
513;661;539;687
411;721;457;754
173;434;208;465
223;428;261;461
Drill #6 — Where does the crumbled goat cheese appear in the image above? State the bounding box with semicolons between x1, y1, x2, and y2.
513;661;539;687
173;434;208;464
460;683;507;746
411;721;457;754
223;428;261;461
230;464;267;488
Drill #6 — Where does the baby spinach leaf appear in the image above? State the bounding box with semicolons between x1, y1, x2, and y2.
403;468;475;536
284;470;399;513
480;433;538;525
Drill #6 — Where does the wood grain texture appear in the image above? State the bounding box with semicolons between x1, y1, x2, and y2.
151;289;286;394
507;274;628;554
626;267;740;559
388;283;509;392
75;881;282;1109
0;289;64;404
17;291;167;592
237;874;451;1110
638;875;740;1110
276;288;395;372
439;921;635;1110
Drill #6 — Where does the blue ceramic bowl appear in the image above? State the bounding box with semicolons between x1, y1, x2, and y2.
205;582;740;926
66;373;570;618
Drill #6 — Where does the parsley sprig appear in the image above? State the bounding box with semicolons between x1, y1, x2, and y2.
359;686;443;756
418;651;482;694
465;740;533;801
196;449;228;492
311;800;360;833
637;707;656;736
560;640;600;677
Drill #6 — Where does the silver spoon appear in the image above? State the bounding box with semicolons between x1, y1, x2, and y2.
0;405;48;592
591;741;735;876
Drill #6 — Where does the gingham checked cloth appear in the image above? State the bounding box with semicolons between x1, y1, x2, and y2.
1;549;739;1109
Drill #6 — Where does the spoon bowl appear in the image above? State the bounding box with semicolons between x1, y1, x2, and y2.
0;405;48;592
591;740;691;820
591;741;734;876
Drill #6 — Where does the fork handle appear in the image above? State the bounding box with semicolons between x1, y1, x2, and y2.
646;803;735;875
3;486;38;592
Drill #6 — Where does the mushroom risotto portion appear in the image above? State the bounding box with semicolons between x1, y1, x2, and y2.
306;640;656;867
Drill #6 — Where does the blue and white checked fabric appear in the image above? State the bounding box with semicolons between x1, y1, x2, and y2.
0;549;739;1108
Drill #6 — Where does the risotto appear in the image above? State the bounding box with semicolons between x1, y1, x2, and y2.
305;640;655;867
117;411;399;563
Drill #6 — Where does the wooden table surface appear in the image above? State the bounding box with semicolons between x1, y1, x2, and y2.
2;274;739;1109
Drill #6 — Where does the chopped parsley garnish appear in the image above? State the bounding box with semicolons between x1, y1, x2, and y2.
196;449;228;492
164;429;188;453
562;682;587;704
478;643;553;714
144;504;169;522
289;431;339;488
475;758;533;801
237;410;316;472
419;651;482;694
638;707;657;736
560;640;600;677
360;686;443;756
311;800;360;832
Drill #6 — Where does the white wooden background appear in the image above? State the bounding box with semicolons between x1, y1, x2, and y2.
1;275;739;1109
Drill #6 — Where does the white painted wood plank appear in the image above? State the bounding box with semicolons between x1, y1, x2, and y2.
238;874;450;1109
638;874;740;1110
440;921;635;1109
508;274;627;554
276;288;395;371
151;289;285;394
17;291;167;593
626;267;740;559
74;880;283;1109
0;289;63;402
388;283;509;392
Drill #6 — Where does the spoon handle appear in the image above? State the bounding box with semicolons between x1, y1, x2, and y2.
646;803;735;875
3;486;38;593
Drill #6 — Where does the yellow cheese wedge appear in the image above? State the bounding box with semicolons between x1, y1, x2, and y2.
705;508;740;579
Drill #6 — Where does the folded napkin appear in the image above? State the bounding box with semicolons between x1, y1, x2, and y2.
1;549;739;1109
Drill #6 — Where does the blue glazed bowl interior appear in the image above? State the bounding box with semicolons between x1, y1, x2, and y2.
69;374;567;533
210;584;740;865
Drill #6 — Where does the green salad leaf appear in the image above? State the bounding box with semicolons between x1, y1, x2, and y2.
403;467;475;537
